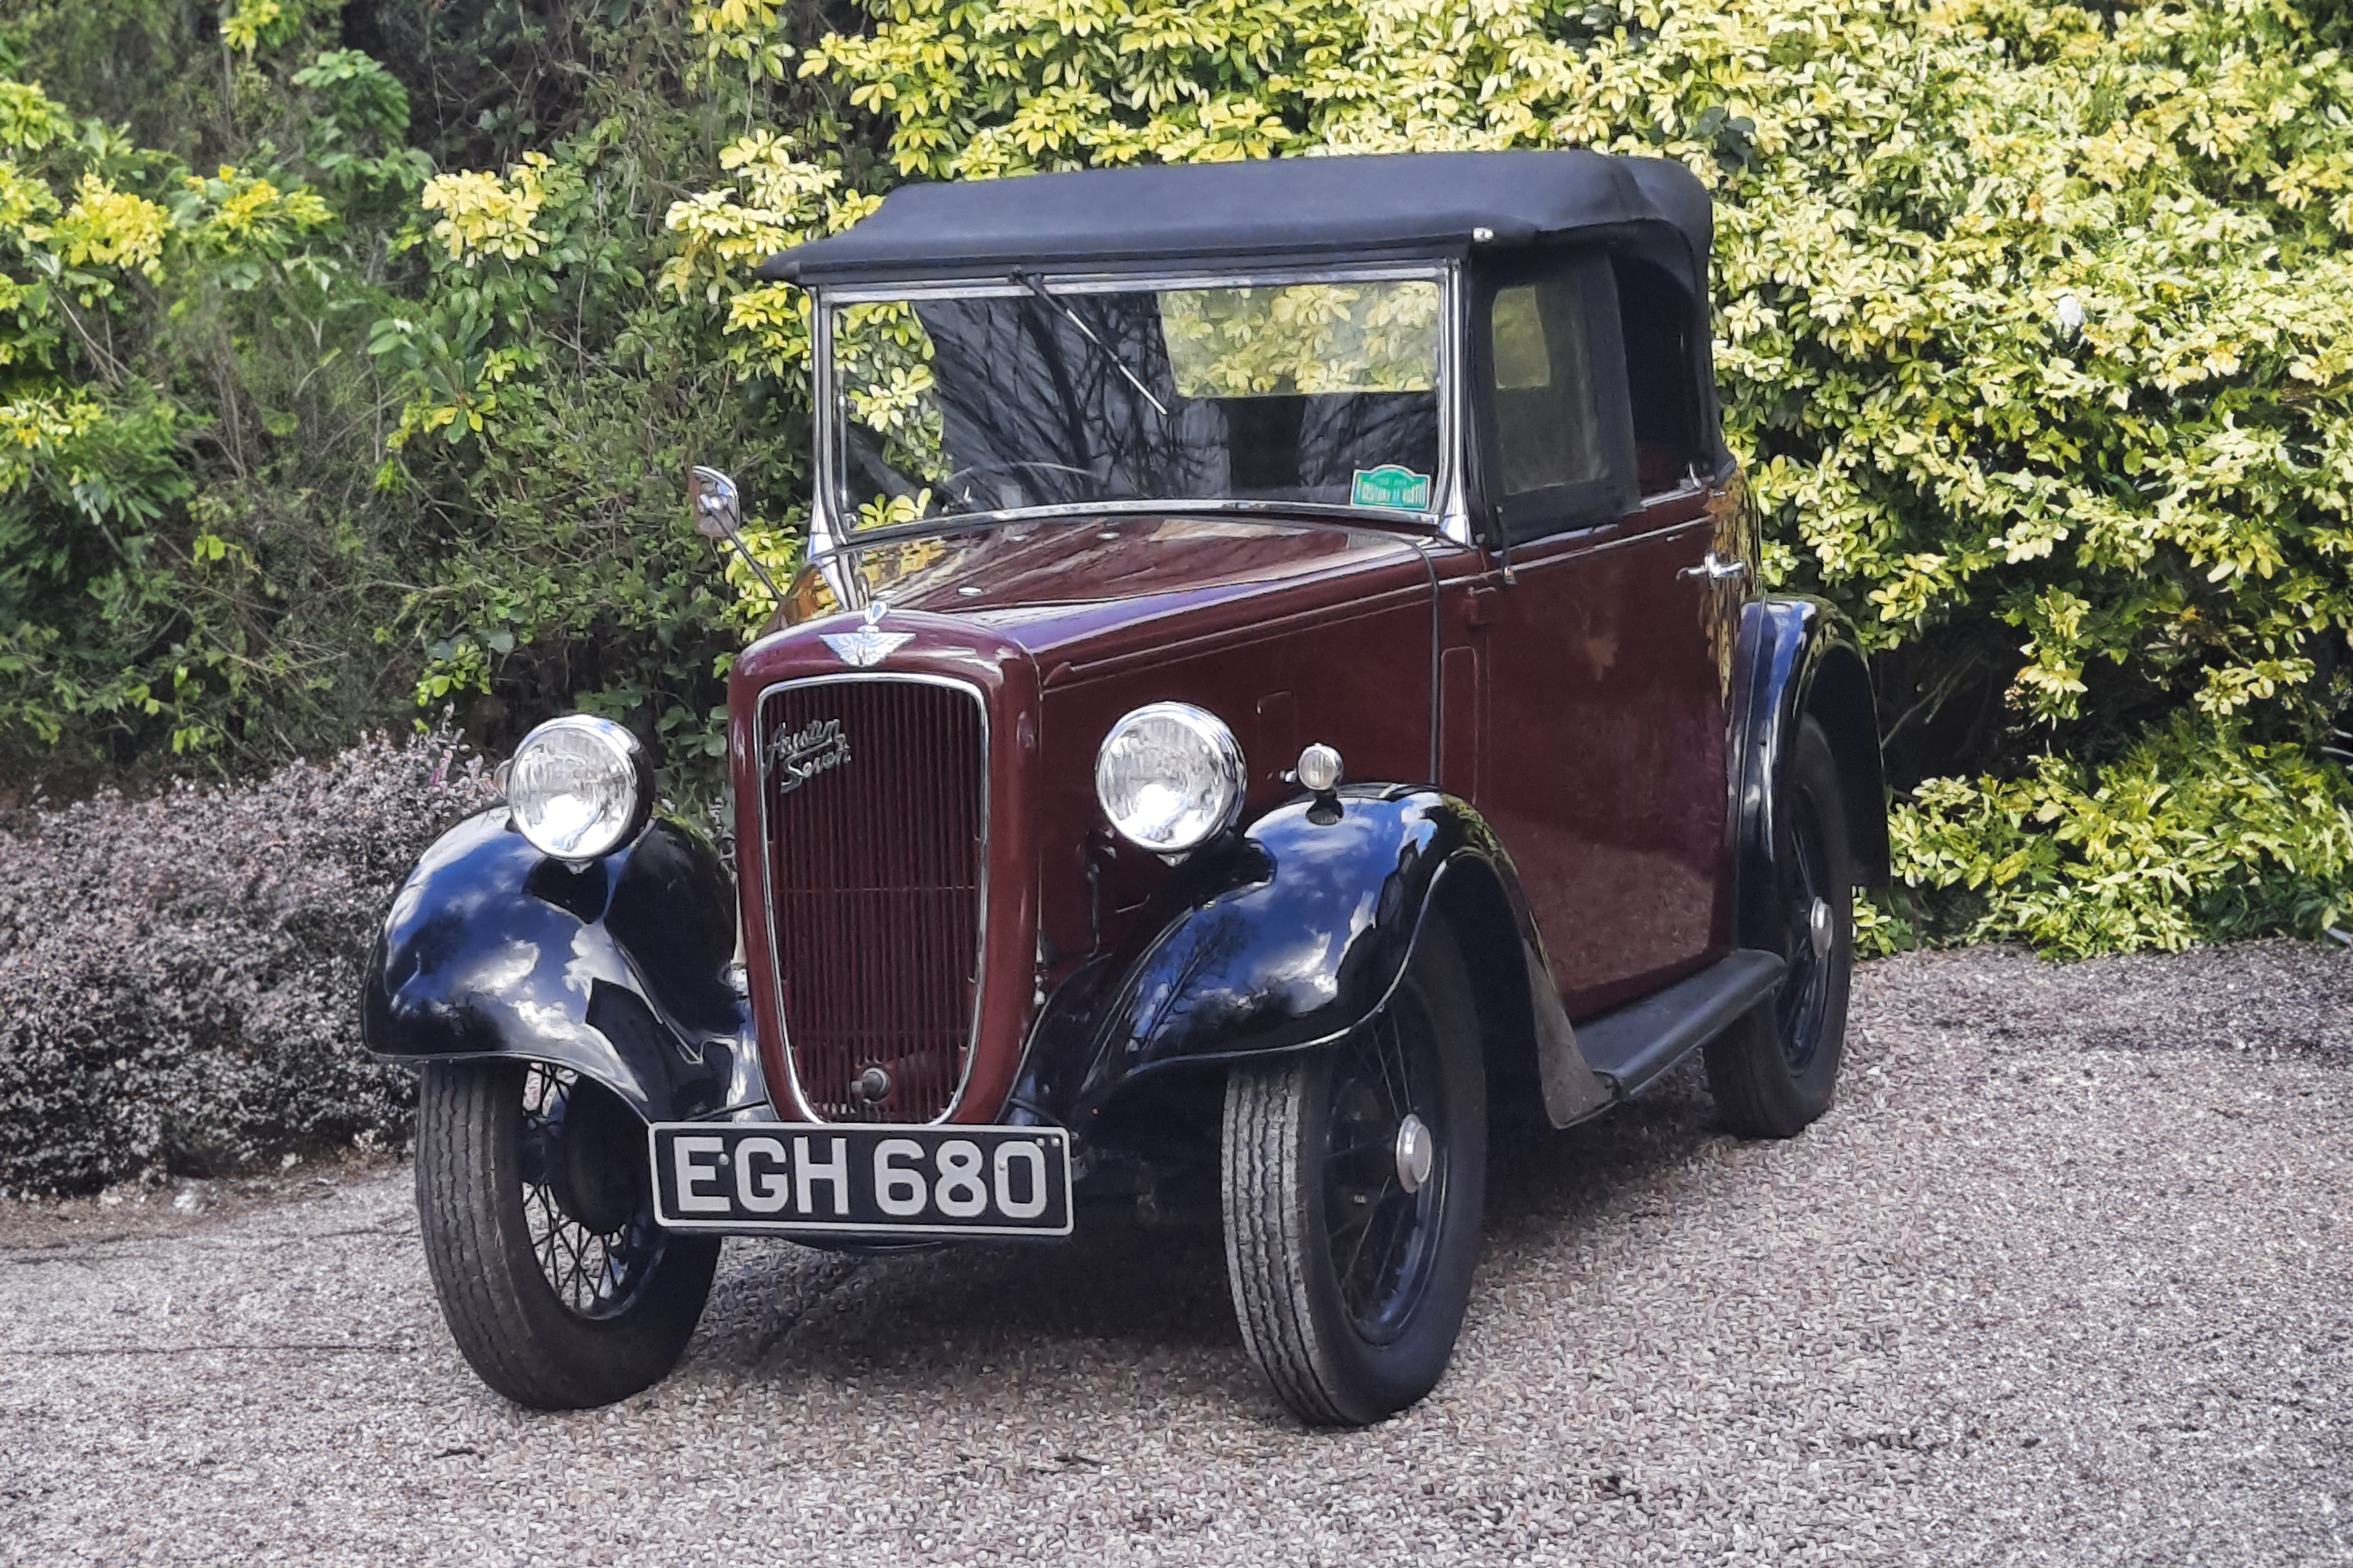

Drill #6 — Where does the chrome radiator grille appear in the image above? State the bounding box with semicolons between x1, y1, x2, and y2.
758;677;985;1123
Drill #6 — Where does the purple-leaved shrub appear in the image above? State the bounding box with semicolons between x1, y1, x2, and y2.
0;729;497;1194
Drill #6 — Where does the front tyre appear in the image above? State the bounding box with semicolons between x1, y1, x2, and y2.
1706;713;1855;1139
1221;919;1487;1426
414;1060;720;1409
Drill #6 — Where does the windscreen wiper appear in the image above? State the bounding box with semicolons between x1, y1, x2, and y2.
1010;270;1170;418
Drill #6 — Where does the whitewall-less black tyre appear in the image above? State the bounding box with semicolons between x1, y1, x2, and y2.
1706;714;1855;1139
1220;919;1487;1426
414;1060;720;1409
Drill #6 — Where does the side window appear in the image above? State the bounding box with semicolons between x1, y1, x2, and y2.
1478;253;1631;540
1486;274;1604;499
1611;257;1699;496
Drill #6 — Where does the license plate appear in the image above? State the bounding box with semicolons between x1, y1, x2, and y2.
648;1122;1073;1238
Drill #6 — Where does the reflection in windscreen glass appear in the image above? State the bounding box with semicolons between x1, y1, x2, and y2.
831;278;1443;527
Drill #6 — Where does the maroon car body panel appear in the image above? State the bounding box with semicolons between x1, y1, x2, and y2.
1432;488;1733;1017
731;481;1780;1124
734;515;1444;1125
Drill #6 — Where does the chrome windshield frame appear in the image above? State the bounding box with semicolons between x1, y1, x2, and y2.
807;261;1469;577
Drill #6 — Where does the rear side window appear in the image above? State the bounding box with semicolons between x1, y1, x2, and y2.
1611;256;1699;495
1486;275;1606;498
1476;253;1632;540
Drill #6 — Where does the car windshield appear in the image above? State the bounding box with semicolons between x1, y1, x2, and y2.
824;271;1448;530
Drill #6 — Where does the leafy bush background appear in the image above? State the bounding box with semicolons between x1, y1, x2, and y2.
1;0;2350;967
0;728;493;1193
0;0;849;791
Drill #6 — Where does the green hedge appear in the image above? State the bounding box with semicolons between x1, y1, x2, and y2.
770;0;2353;952
0;1;830;798
5;0;2352;955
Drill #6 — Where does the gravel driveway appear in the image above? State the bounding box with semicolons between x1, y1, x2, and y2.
5;942;2350;1565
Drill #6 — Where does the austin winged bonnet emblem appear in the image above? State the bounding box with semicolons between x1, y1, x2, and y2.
769;717;850;795
821;601;912;668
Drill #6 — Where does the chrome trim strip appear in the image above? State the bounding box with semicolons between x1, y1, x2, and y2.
751;671;992;1126
1509;511;1713;567
1439;260;1476;548
1638;477;1708;507
807;296;855;604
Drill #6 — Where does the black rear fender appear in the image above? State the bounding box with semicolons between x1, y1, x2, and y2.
1730;597;1891;950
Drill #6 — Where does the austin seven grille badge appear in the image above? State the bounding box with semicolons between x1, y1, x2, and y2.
821;601;912;668
769;717;850;795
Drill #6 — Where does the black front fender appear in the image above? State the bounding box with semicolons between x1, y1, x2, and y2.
1015;788;1607;1130
361;810;765;1123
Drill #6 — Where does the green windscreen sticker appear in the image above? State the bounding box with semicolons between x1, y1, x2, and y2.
1351;465;1432;510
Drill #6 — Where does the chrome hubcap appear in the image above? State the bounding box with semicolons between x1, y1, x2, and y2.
1809;896;1834;961
1393;1113;1435;1194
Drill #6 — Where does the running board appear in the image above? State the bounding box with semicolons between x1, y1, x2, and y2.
1574;949;1786;1098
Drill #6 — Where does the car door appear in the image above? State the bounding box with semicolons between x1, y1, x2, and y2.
1438;248;1740;1018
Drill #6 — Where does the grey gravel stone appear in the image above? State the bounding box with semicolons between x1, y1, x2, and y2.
4;940;2349;1565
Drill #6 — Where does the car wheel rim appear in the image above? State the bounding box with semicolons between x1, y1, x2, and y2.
1321;992;1448;1345
1776;782;1835;1072
516;1063;666;1321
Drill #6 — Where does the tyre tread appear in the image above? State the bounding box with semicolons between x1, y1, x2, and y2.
1222;1061;1352;1424
413;1061;716;1410
1707;714;1854;1140
1702;1008;1800;1139
1221;918;1486;1427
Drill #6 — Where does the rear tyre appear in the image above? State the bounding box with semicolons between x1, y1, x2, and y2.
1707;714;1854;1139
414;1060;720;1409
1221;919;1487;1426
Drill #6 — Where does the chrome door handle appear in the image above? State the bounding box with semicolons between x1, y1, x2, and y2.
1678;551;1750;584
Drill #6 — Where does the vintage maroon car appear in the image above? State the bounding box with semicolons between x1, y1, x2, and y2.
365;150;1886;1426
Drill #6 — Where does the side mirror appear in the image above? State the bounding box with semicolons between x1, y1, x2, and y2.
690;465;742;542
689;464;783;604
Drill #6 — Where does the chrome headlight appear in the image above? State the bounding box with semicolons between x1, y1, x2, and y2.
1094;702;1246;854
502;715;651;862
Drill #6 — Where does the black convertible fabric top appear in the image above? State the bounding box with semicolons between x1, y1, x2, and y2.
761;151;1713;289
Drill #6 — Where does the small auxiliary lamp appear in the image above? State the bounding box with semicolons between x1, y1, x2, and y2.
1294;742;1344;824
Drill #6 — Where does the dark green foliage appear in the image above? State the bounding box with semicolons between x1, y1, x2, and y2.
366;20;833;776
0;0;854;798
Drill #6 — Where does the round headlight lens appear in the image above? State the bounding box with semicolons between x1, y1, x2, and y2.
1095;702;1246;854
504;715;647;861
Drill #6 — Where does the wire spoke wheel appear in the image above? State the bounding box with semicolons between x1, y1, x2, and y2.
1222;917;1487;1426
1322;1000;1447;1343
414;1059;721;1410
516;1064;667;1321
1775;777;1835;1073
1706;714;1855;1140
